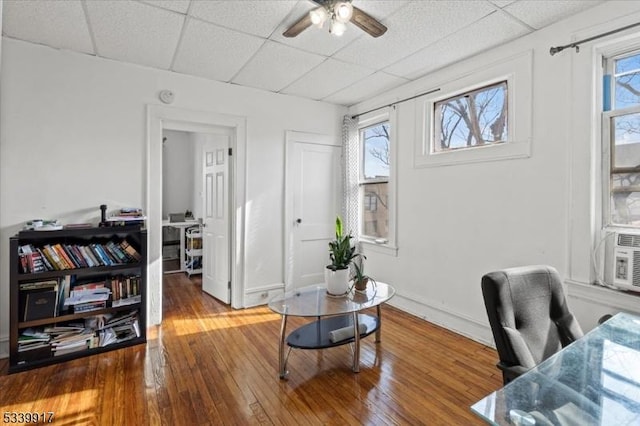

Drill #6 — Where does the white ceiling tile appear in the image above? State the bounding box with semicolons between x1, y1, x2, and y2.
385;11;531;80
2;0;94;54
173;18;265;82
190;0;297;38
323;72;409;106
504;0;604;30
85;0;183;69
139;0;191;14
281;58;374;100
333;0;496;70
232;41;325;92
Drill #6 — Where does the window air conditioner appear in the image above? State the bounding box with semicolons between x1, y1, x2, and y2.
604;230;640;293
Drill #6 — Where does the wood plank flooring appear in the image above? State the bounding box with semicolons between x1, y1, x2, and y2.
0;273;502;425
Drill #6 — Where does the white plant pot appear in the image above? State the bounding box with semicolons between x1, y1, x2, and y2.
325;267;350;295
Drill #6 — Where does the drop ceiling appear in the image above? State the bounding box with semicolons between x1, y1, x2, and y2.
1;0;604;106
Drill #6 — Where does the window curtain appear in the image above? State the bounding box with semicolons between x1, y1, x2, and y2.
342;115;359;240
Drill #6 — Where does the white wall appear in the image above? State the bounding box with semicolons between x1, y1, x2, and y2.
349;1;640;345
162;129;194;219
0;38;345;356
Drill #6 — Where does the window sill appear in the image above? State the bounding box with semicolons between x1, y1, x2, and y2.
565;279;640;313
360;240;398;257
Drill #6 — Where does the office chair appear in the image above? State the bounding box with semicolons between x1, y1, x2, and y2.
481;265;584;385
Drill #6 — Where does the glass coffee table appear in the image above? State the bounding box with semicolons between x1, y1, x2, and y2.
268;282;395;379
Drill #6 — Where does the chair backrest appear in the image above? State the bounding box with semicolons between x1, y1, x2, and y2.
481;265;583;380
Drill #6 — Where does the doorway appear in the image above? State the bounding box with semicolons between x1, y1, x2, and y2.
147;105;247;326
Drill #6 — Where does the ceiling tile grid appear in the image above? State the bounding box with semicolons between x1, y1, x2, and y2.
504;0;605;30
323;71;409;105
0;0;608;106
281;58;375;100
85;0;184;69
189;0;298;38
2;0;94;54
172;17;265;82
332;0;497;70
232;40;326;92
384;11;532;80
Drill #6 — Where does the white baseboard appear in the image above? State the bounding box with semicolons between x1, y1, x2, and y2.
0;334;8;359
243;282;285;308
388;291;495;348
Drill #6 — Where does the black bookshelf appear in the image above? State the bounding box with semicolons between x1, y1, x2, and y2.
9;226;147;373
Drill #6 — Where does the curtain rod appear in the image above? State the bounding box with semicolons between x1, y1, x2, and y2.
350;87;440;119
550;21;640;56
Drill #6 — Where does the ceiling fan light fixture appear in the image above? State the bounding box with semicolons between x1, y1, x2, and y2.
309;7;327;27
329;19;346;36
334;2;353;23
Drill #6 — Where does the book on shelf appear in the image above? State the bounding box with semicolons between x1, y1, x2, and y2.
20;280;59;321
23;289;58;322
53;244;74;269
17;239;141;274
120;241;141;261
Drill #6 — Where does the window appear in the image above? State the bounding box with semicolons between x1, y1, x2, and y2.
414;50;532;167
360;121;389;241
434;81;508;152
603;49;640;227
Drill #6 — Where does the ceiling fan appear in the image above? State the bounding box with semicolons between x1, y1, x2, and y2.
283;1;387;38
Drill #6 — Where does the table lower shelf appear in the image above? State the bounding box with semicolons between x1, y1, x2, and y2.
286;314;378;349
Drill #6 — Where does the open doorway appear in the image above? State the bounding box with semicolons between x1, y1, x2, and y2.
146;105;247;326
161;128;233;305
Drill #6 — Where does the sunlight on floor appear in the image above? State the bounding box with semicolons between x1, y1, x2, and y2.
1;389;99;425
170;310;279;336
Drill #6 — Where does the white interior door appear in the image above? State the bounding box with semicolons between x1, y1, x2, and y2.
202;136;230;303
286;132;342;289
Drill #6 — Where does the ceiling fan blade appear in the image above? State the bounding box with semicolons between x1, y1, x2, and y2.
351;6;387;38
283;12;313;38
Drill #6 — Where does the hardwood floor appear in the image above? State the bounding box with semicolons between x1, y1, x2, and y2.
0;273;502;425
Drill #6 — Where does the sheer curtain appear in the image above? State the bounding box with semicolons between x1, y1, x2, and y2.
342;115;359;240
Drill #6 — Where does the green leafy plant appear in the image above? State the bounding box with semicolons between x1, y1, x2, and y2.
352;257;369;291
327;216;357;271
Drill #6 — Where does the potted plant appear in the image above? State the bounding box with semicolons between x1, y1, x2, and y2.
325;216;357;295
352;255;369;292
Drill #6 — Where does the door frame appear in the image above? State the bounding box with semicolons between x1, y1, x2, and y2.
147;105;247;325
284;130;341;290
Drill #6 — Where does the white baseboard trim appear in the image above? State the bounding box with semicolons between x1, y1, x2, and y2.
388;291;495;348
243;282;285;308
0;334;8;359
565;279;640;314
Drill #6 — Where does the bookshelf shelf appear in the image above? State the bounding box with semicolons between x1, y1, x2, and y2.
9;226;147;373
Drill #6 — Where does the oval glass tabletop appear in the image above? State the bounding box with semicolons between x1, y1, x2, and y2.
268;282;395;317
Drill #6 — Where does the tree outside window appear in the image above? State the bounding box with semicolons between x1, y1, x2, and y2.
360;122;389;240
607;51;640;226
434;81;508;152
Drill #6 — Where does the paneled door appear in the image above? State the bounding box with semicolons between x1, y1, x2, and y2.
285;131;342;289
202;136;230;303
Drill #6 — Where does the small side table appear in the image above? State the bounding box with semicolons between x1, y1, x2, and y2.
268;282;395;379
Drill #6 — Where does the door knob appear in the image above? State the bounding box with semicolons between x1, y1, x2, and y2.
296;218;302;224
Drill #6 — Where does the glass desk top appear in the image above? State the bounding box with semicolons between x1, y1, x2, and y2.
268;282;395;317
471;312;640;426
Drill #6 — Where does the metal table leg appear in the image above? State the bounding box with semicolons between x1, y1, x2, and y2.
279;314;289;379
352;311;360;373
375;305;382;343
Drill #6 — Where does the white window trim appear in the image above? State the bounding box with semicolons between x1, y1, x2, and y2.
602;105;640;228
414;50;533;168
598;37;640;235
358;108;398;256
